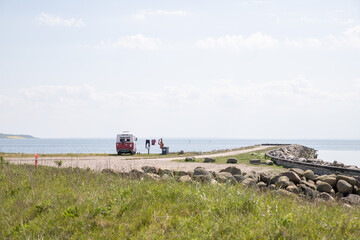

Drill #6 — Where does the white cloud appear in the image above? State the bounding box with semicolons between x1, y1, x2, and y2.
134;9;188;20
284;38;322;48
37;13;85;27
327;25;360;48
88;34;162;51
196;32;279;51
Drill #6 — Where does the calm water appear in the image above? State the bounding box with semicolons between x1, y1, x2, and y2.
1;138;359;167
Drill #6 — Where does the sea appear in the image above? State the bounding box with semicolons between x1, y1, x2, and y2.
0;138;359;167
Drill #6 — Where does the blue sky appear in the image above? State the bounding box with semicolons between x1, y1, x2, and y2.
1;0;360;138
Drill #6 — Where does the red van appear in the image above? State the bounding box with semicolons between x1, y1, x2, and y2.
116;131;137;155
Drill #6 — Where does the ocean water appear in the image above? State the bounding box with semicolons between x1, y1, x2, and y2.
0;138;359;167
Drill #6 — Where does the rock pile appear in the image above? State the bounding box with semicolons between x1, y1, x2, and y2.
102;165;360;205
267;144;359;169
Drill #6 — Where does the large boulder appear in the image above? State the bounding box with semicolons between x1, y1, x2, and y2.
317;192;334;201
264;160;273;165
286;185;300;194
128;169;145;178
173;170;189;177
249;159;261;165
141;166;159;174
220;166;241;176
179;175;192;183
316;175;337;188
233;174;246;183
281;171;301;184
161;174;172;181
204;157;215;163
336;175;356;186
270;174;282;185
260;172;274;184
276;176;290;189
241;178;257;187
244;171;259;181
227;158;238;164
299;184;318;198
185;157;195;162
337;180;353;195
257;181;267;189
316;181;333;194
290;168;305;178
158;169;174;177
193;167;212;182
303;170;315;180
301;180;316;190
144;173;161;181
216;172;236;183
342;194;360;205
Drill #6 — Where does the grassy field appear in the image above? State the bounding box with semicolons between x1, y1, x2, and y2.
183;146;282;165
1;161;360;239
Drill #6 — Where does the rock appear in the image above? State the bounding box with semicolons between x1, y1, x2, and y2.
276;176;290;189
337;180;353;195
260;172;273;184
268;184;276;190
241;178;257;187
220;166;242;176
264;160;273;165
188;171;194;178
144;173;161;181
227;158;238;164
161;174;172;181
286;185;300;194
244;171;259;181
158;169;173;177
204;157;215;163
316;181;333;194
299;184;318;198
210;179;218;185
336;175;356;186
274;189;296;197
179;175;192;183
128;169;145;178
216;172;236;183
316;175;337;188
281;171;301;184
141;166;159;174
301;176;306;181
303;170;315;180
173;171;189;177
210;171;217;179
290;168;305;177
354;185;360;195
301;181;316;190
249;159;261;165
233;174;246;183
257;181;267;189
193;167;212;182
342;194;360;205
185;157;195;162
318;192;334;201
270;174;282;185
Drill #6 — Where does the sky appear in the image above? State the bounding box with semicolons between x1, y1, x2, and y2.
0;0;360;139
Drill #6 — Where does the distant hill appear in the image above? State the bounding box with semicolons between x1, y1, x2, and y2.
0;133;37;139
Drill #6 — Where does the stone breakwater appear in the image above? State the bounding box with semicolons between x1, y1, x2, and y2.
102;165;360;205
266;144;360;176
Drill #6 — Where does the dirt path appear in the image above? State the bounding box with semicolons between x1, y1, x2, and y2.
7;145;283;173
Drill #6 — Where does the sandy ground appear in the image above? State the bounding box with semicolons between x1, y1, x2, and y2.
6;145;283;173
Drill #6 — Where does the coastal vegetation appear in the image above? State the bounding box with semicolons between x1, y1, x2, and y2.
1;162;359;239
0;133;36;139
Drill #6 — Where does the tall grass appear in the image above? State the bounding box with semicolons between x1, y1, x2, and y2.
1;163;359;239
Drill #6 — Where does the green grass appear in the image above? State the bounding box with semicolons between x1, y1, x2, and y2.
1;162;359;239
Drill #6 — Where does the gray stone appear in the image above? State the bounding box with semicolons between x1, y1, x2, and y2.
141;166;159;174
220;166;242;176
260;172;273;184
303;170;315;180
161;174;172;181
268;184;276;190
233;174;246;183
158;169;174;177
281;171;301;184
264;160;273;165
241;178;257;187
128;169;145;178
193;167;212;182
316;181;333;194
318;192;334;201
204;157;215;163
270;174;282;185
144;173;161;181
216;172;236;183
299;184;318;198
179;175;192;183
316;175;337;188
342;194;360;205
227;158;238;164
173;171;188;177
290;168;305;177
337;180;353;195
249;159;261;165
300;180;316;190
244;171;259;181
336;175;356;186
188;170;194;178
286;185;300;194
257;181;267;189
185;157;195;162
276;176;290;189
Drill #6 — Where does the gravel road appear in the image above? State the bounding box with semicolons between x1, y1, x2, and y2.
7;145;283;173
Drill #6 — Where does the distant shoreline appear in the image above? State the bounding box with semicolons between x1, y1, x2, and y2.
0;133;36;139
